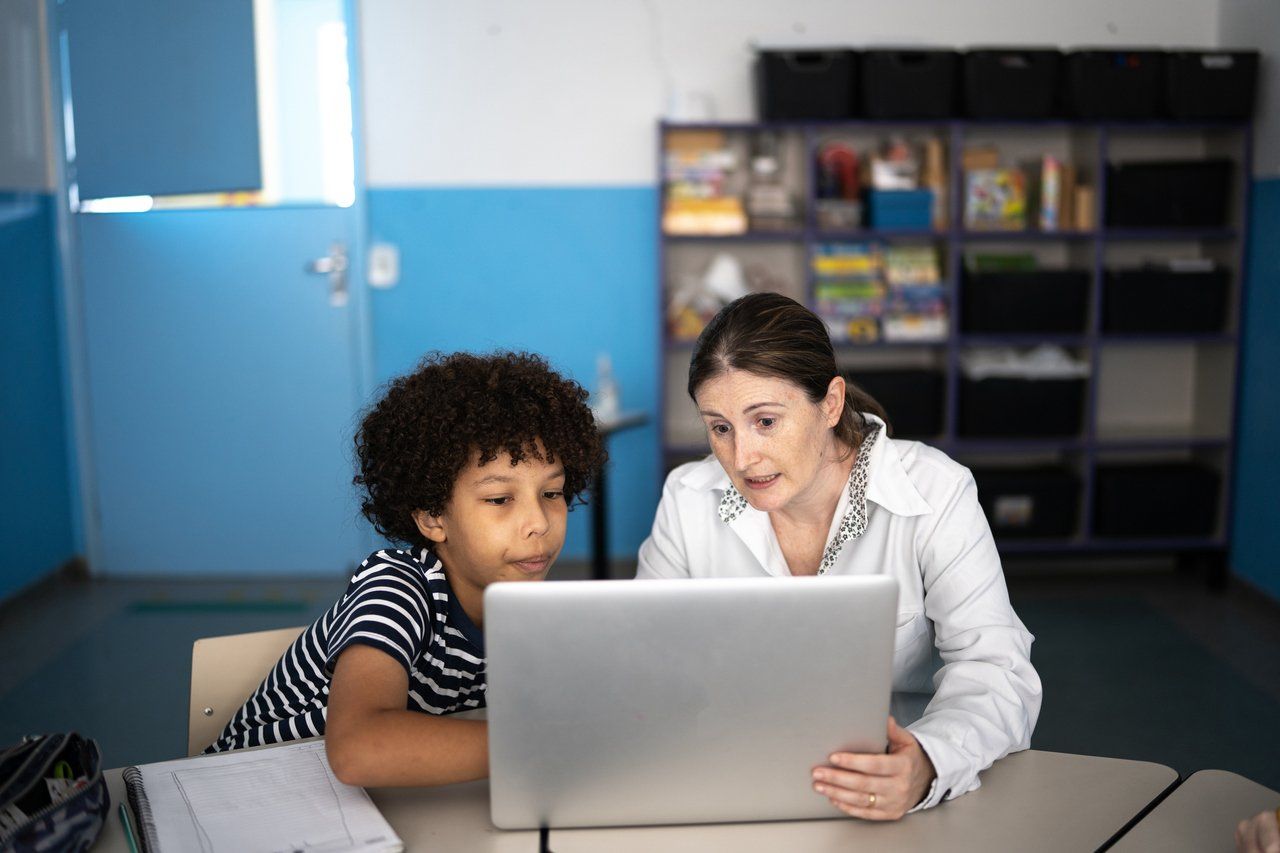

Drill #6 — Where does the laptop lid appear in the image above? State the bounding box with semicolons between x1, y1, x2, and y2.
485;575;899;829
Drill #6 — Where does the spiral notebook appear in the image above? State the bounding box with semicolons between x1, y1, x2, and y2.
122;740;402;853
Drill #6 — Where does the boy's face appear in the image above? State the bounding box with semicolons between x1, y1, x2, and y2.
413;445;567;627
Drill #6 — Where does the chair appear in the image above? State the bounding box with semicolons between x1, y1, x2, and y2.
188;625;305;756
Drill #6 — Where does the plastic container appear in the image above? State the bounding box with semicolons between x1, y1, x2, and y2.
964;49;1063;119
755;50;858;121
958;347;1089;437
961;269;1090;333
1093;462;1220;537
1165;50;1258;120
971;466;1081;538
866;189;934;229
1063;50;1166;119
1102;265;1230;333
844;369;944;438
861;50;960;119
1105;159;1233;228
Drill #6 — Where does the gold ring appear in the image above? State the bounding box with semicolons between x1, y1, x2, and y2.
868;793;877;807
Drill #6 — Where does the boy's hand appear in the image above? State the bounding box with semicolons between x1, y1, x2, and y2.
810;717;937;820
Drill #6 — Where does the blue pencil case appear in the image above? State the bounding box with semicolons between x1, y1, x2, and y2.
0;733;108;853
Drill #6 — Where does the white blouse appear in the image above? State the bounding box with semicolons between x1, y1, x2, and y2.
637;415;1043;810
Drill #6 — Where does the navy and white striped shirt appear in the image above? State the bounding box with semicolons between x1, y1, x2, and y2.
206;547;486;753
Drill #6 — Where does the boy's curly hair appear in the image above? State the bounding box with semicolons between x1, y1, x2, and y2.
354;351;606;548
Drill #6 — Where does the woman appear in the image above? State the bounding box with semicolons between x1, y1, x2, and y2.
639;292;1042;820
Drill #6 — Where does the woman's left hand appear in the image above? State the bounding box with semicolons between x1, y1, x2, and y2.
811;716;937;820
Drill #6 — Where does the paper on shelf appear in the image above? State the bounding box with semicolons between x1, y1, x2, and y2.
961;346;1091;380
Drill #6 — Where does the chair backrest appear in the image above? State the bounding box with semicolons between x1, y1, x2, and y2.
188;625;305;756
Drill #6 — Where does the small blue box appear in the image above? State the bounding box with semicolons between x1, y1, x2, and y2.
867;189;934;229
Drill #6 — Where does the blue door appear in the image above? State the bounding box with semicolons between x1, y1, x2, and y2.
57;0;375;575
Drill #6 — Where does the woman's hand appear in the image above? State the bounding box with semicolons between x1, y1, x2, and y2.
1236;808;1280;853
811;717;937;820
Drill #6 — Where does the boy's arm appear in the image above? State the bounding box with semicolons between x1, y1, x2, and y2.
325;644;487;787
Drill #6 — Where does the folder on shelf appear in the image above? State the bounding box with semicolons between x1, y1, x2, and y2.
122;740;402;853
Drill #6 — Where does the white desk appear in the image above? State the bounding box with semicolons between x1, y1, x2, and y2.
91;749;1182;853
93;767;539;853
546;750;1179;853
1110;769;1279;852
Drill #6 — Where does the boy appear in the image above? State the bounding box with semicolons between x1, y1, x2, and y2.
206;351;605;787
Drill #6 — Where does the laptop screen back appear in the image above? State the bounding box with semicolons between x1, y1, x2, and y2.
485;575;899;829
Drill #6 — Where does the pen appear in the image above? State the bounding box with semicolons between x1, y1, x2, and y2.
118;802;140;853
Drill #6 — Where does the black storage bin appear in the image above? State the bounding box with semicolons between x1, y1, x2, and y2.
1094;462;1220;537
959;377;1086;437
844;369;944;438
961;269;1089;333
1063;50;1165;119
862;50;959;119
1103;266;1230;333
1105;159;1233;228
964;49;1063;119
1166;51;1258;120
755;50;858;121
971;466;1080;538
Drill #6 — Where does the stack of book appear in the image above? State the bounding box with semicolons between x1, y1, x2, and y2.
814;243;886;343
814;243;948;343
883;245;948;342
662;131;748;235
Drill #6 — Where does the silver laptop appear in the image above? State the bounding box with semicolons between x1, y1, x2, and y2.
484;575;899;829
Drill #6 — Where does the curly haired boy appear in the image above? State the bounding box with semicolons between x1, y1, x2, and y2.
206;352;605;786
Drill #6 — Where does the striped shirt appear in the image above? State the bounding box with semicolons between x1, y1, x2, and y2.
206;547;485;753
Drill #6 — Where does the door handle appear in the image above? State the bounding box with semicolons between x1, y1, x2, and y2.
306;243;349;307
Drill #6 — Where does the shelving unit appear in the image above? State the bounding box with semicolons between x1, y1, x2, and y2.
657;118;1251;565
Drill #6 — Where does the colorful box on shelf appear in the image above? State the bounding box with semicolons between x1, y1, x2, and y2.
965;168;1028;231
866;189;934;230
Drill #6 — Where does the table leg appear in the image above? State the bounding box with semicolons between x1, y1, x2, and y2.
591;461;609;580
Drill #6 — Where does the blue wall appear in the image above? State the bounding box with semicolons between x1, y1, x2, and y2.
0;193;75;601
366;187;660;562
1231;177;1280;602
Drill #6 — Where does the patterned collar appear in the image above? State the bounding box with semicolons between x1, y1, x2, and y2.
717;423;882;575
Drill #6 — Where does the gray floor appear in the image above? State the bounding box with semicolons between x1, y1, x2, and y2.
1;559;1277;790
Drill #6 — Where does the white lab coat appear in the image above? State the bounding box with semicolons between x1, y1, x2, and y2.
637;415;1043;810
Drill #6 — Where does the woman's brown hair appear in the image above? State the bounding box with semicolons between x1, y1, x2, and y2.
687;292;890;449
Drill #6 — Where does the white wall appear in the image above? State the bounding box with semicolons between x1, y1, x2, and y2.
1219;0;1280;177
0;0;53;191
359;0;1221;187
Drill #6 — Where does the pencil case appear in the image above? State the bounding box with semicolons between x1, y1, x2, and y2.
0;732;108;853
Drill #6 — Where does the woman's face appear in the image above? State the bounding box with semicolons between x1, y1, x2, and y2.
694;368;844;514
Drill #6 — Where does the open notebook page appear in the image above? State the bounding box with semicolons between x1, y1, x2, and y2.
133;740;402;853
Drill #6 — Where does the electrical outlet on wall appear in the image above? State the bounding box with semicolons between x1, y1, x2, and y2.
368;242;400;288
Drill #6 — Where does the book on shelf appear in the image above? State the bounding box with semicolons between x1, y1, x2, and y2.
663;130;748;236
882;314;949;342
813;242;948;344
1039;155;1062;231
884;244;941;287
662;197;748;235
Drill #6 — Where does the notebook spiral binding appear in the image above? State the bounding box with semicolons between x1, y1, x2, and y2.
122;766;160;853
